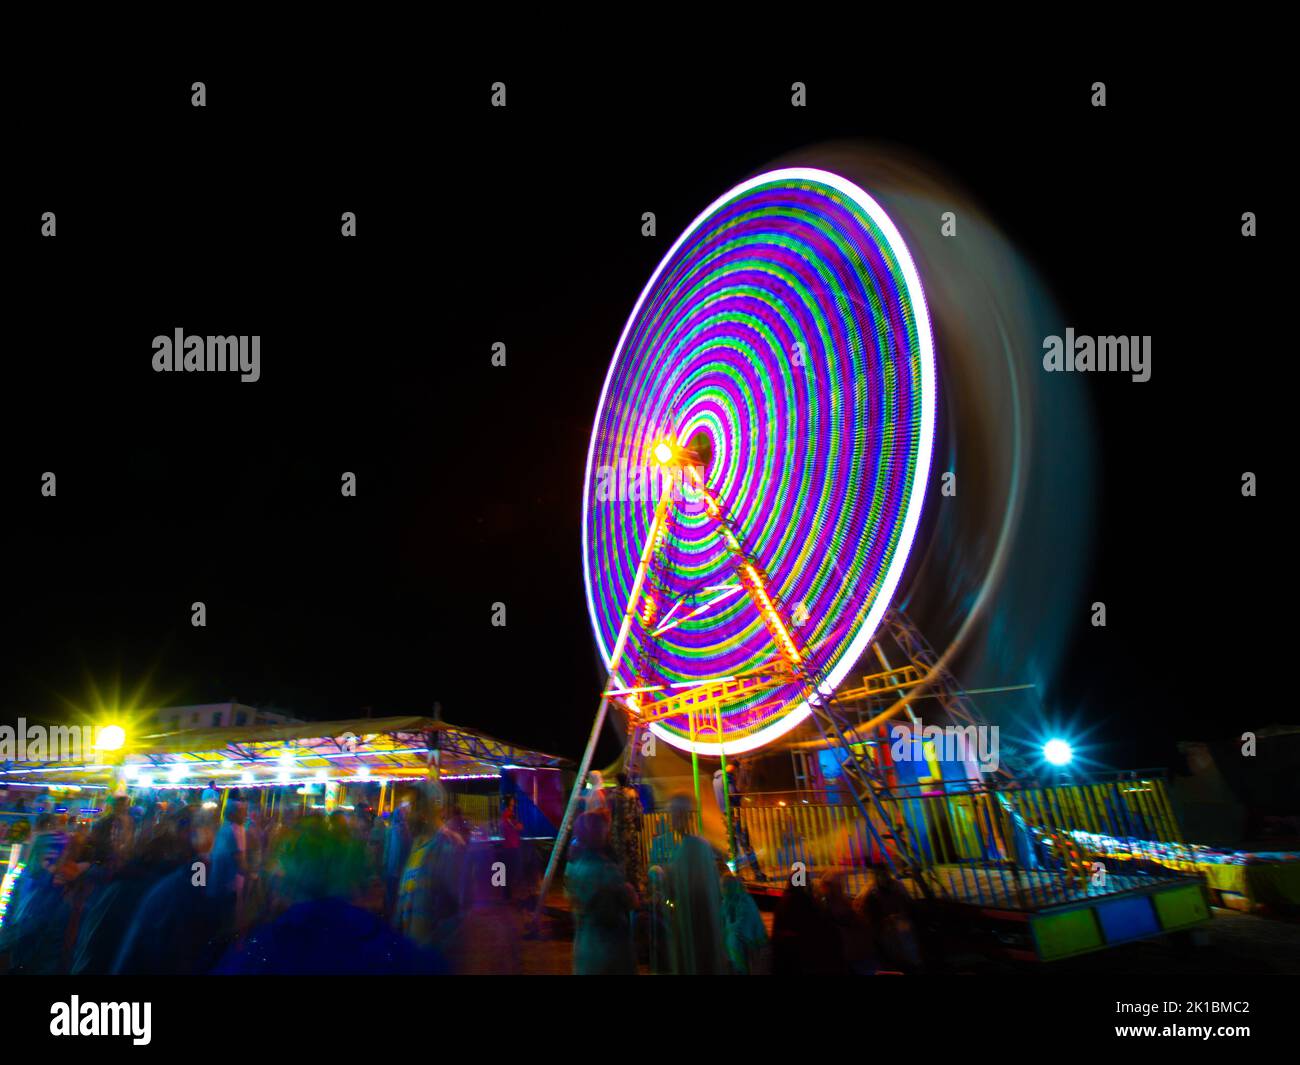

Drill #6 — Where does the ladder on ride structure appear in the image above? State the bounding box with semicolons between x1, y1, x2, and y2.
791;642;933;893
792;607;1020;897
881;609;1017;783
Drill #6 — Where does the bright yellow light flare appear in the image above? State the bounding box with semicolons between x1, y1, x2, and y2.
653;440;674;465
95;724;127;751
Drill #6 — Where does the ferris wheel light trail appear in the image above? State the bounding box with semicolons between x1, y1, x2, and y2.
604;486;674;684
583;167;936;756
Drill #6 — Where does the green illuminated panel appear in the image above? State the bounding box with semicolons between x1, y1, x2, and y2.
1032;908;1103;961
1153;883;1210;931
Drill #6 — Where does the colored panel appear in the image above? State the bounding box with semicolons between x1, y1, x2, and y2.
1200;862;1250;898
1032;908;1103;961
1244;862;1300;908
1096;894;1159;944
1153;883;1210;931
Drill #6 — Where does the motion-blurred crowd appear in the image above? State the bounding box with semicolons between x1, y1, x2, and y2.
0;775;922;975
0;787;516;974
568;771;924;975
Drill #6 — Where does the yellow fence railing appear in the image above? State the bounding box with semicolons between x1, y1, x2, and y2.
640;777;1190;910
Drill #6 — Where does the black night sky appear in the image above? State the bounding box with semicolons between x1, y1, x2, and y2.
4;55;1279;773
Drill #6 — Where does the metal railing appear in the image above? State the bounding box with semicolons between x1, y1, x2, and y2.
641;777;1194;911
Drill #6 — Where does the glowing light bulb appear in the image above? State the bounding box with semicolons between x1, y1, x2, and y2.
95;725;126;751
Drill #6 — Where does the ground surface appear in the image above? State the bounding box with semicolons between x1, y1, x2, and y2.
1043;908;1300;976
455;890;1300;975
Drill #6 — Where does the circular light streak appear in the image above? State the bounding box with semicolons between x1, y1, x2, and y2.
583;168;936;755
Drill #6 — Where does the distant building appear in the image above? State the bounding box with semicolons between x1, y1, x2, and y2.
151;702;301;732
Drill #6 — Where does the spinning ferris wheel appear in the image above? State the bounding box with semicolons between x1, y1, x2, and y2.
584;167;936;750
542;168;939;901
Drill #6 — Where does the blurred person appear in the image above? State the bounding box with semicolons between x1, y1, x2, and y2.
713;763;764;881
858;861;922;973
56;811;127;971
648;824;678;870
609;772;645;899
260;813;293;907
112;810;225;975
646;865;671;975
442;802;472;908
649;791;697;870
580;770;608;820
240;805;269;928
721;872;770;974
666;833;727;974
208;790;248;935
771;884;846;975
499;795;524;903
566;812;637;975
366;804;386;862
394;797;465;953
0;818;85;974
667;790;695;835
382;794;414;918
446;802;471;845
70;816;186;973
218;814;444;974
818;871;874;975
353;804;376;848
91;796;135;870
7;812;66;915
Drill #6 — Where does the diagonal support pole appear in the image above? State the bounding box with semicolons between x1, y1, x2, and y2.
534;486;674;918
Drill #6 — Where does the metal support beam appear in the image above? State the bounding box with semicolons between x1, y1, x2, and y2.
534;486;675;917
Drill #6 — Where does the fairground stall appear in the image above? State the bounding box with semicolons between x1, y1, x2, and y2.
0;714;570;922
